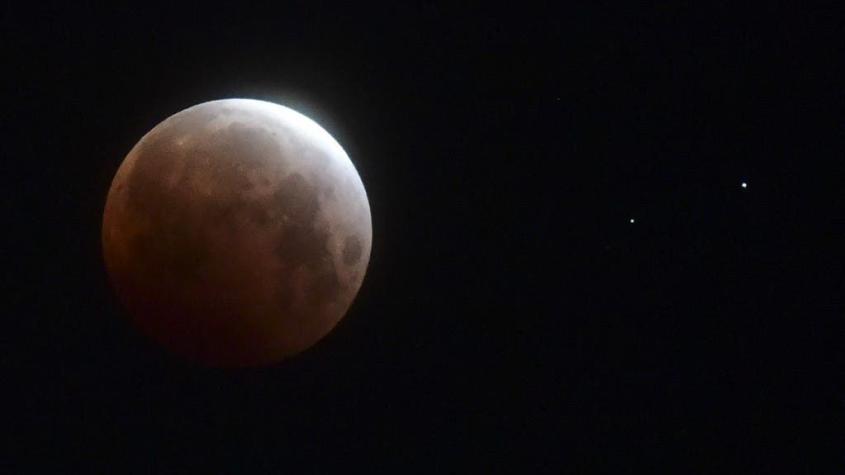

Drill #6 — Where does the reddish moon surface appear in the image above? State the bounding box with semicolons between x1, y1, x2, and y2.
102;99;372;367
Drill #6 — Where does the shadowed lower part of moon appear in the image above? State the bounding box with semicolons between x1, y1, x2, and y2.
102;99;372;367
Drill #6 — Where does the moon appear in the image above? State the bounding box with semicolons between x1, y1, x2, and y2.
102;99;372;367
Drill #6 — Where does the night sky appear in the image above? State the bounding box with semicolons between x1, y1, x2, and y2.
5;3;844;472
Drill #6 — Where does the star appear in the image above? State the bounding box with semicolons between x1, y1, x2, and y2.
629;218;635;224
741;182;748;189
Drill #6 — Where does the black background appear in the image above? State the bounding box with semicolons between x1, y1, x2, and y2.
4;2;844;472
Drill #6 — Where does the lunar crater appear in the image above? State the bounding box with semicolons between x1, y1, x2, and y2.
342;236;363;265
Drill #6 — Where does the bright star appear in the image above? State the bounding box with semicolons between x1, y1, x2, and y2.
629;218;635;224
741;182;747;189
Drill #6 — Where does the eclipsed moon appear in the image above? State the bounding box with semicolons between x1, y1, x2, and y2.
102;99;372;367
